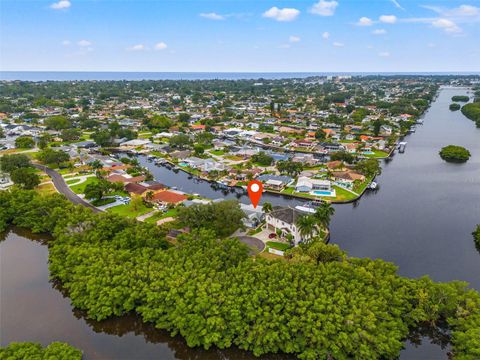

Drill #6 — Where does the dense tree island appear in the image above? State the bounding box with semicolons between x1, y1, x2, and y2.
439;145;471;163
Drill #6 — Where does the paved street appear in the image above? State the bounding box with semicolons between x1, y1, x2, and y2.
34;164;101;213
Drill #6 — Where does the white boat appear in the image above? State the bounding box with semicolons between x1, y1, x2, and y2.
369;182;378;190
398;142;407;153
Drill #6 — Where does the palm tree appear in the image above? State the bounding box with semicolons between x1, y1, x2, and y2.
314;202;335;228
262;202;273;213
145;191;154;202
296;215;319;242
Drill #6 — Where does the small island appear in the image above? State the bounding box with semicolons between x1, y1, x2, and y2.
451;95;470;102
449;103;461;111
474;225;480;249
439;145;471;163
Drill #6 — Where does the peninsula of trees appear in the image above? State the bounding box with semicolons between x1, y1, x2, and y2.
0;190;479;360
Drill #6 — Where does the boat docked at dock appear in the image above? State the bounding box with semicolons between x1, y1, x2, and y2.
398;141;407;153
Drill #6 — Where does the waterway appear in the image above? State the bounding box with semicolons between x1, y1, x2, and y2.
1;87;479;359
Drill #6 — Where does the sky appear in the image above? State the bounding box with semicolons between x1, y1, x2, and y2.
1;0;479;72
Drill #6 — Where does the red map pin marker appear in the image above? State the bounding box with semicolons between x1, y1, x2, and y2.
247;180;263;208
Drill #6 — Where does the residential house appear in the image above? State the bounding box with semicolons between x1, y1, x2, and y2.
266;206;313;245
151;190;188;204
295;176;332;193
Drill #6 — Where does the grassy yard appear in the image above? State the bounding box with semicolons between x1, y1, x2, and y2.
91;197;116;206
331;185;358;202
107;202;153;218
364;149;389;159
266;241;292;251
144;208;178;224
69;176;100;194
209;149;226;156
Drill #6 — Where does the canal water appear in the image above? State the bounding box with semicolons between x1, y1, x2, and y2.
1;87;478;359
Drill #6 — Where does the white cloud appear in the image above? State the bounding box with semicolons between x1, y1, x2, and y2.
432;18;462;33
378;51;390;57
310;0;338;16
199;12;225;20
62;40;71;46
77;40;92;47
50;0;71;10
322;31;330;39
289;35;301;43
390;0;404;11
154;42;168;50
127;44;146;51
333;41;344;47
357;17;373;26
372;29;387;35
379;15;397;24
263;7;300;22
427;42;436;48
450;5;479;17
423;5;480;18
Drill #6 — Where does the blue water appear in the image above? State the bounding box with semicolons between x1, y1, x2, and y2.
1;71;479;81
312;190;334;196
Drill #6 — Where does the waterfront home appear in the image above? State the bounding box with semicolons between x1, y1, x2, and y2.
317;142;343;153
119;139;151;148
240;203;265;228
257;174;294;191
170;150;192;160
292;139;315;148
291;153;317;166
295;176;332;193
150;190;188;204
332;171;365;187
266;206;312;245
107;173;146;184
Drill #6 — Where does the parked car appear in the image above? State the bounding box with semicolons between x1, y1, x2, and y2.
269;233;277;239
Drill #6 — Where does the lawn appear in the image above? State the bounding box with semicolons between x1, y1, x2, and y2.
331;185;358;202
107;202;153;218
266;241;292;251
209;149;226;156
364;149;390;159
144;208;178;224
91;197;116;206
69;176;100;194
66;178;82;185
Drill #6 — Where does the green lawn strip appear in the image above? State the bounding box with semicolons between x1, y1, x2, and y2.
209;149;226;156
364;150;389;159
106;202;153;218
91;198;116;206
69;177;100;194
266;241;292;251
331;185;358;201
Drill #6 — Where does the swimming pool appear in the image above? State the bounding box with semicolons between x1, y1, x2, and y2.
312;190;336;197
178;162;188;167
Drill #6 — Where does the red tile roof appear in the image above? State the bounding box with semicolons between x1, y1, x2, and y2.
107;174;146;183
151;190;188;204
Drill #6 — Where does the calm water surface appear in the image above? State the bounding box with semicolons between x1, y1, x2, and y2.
1;87;478;359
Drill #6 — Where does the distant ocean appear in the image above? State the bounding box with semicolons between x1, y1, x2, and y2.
1;71;479;81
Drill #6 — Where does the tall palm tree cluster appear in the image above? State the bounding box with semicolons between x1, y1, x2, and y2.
297;202;335;244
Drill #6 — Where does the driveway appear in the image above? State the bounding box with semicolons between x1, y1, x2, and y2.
236;236;266;253
34;164;101;213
